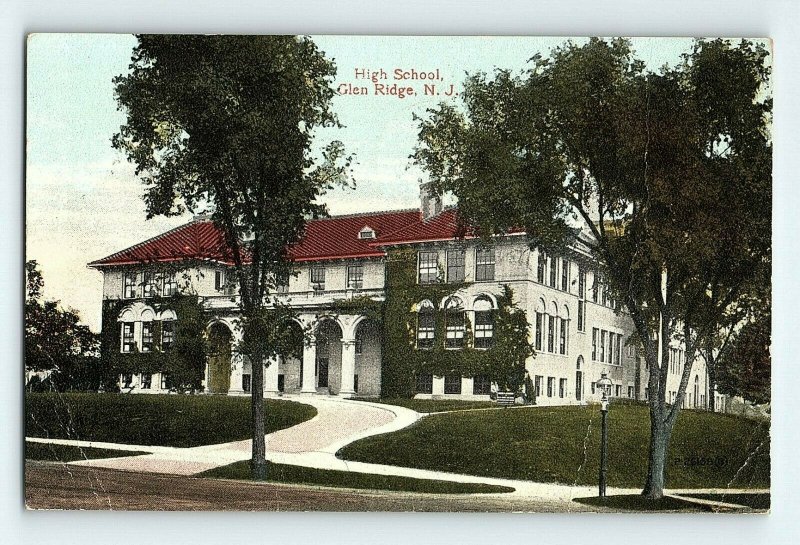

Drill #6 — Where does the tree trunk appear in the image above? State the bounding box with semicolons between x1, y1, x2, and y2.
251;352;267;480
642;412;673;499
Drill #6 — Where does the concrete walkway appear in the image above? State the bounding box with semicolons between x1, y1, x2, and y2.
26;396;768;506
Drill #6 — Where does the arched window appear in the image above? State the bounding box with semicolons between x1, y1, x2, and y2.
535;298;545;352
559;305;569;355
416;300;435;349
473;295;495;349
444;296;465;349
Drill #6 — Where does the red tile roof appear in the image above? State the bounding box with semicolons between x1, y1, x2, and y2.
286;209;421;262
88;219;242;267
89;209;425;268
372;208;472;245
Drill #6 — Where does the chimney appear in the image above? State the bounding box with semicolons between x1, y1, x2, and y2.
419;180;442;221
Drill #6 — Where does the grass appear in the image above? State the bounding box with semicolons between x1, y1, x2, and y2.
25;441;147;462
352;397;498;413
573;494;713;512
25;392;317;448
199;460;514;494
339;405;770;489
683;492;770;510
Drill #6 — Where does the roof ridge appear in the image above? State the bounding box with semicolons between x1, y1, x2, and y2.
89;218;200;265
309;207;420;221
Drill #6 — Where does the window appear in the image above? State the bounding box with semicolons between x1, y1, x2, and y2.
447;249;465;283
473;375;491;395
534;375;543;397
143;272;159;298
549;257;557;287
415;373;433;394
475;247;495;281
474;297;494;349
242;374;251;393
607;332;614;364
592;328;598;360
559;378;567;398
591;382;596;394
311;267;326;291
561;260;569;291
163;273;178;296
140;373;151;389
592;274;600;303
547;377;555;397
215;270;226;291
418;251;439;284
347;264;364;289
444;375;461;394
122;373;133;388
644;387;649;400
600;330;606;362
615;385;622;398
417;302;435;349
161;321;175;352
547;315;555;353
161;373;170;390
628;386;634;398
615;335;622;365
123;272;137;299
537;251;546;283
358;226;375;239
445;298;466;349
535;312;543;351
122;322;135;353
577;300;585;332
559;317;567;355
141;321;154;352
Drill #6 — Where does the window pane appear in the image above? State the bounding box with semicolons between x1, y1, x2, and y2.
417;309;435;349
473;375;491;395
474;310;494;349
347;264;364;289
475;248;495;281
415;373;433;394
447;249;465;283
418;251;439;284
311;267;325;290
444;375;461;394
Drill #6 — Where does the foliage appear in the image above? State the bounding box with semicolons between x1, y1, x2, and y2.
100;294;208;391
200;460;513;494
340;404;770;489
411;37;771;497
25;392;317;448
716;309;771;404
113;34;354;477
381;248;533;397
25;260;100;391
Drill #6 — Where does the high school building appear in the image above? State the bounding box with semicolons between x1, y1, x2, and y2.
88;186;716;409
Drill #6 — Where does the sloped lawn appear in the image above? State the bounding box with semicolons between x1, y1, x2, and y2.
339;405;770;489
25;441;147;462
25;393;316;447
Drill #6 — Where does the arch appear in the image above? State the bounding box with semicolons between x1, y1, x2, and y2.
535;297;546;314
560;304;570;320
441;294;465;310
473;292;498;310
118;307;135;322
158;309;177;321
413;299;435;313
550;301;558;316
314;313;344;336
577;355;584;370
207;321;233;393
140;307;155;322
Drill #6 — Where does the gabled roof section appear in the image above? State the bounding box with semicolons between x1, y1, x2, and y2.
88;219;241;268
287;209;421;262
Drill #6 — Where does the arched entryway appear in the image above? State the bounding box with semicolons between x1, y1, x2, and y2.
353;318;382;396
207;322;232;393
575;356;585;401
315;318;343;393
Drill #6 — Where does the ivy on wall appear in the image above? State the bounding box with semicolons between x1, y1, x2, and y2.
381;248;534;397
100;295;208;391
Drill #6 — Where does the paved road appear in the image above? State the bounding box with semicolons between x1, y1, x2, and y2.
24;462;588;512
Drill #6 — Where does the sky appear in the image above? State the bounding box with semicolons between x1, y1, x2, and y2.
25;34;762;332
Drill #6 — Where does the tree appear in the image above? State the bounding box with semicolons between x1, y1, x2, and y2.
112;35;353;479
716;306;771;405
413;38;771;498
25;260;100;390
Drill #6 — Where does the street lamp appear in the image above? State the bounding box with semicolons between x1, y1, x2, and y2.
596;370;613;498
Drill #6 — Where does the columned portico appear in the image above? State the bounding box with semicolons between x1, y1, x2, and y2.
301;336;317;393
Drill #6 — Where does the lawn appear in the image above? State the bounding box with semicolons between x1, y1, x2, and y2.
573;494;713;512
25;441;147;462
199;460;513;494
339;405;770;489
352;397;498;413
25;393;316;448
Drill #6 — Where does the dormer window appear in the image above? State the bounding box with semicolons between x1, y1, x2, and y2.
358;226;376;240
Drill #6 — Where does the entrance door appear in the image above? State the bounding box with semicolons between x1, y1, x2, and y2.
317;358;329;388
576;371;583;401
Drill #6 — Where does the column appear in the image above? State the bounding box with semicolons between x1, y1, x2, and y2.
301;337;317;393
265;355;280;395
228;352;244;395
339;338;356;397
203;363;210;393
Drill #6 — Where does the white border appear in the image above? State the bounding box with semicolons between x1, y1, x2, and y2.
3;1;798;544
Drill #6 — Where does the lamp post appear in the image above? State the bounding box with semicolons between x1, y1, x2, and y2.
596;370;613;498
